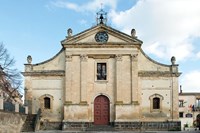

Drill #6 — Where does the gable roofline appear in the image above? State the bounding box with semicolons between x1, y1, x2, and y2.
61;24;143;46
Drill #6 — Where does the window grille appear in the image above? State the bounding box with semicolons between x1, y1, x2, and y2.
44;97;50;109
153;97;160;109
97;63;107;80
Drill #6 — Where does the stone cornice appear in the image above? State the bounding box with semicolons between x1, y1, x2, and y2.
21;70;65;76
138;71;182;77
64;101;89;106
179;93;200;96
63;42;141;49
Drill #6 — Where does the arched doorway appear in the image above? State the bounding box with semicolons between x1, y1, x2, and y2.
94;95;110;125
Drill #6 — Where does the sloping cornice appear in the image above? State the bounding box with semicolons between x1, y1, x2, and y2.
140;48;172;67
61;24;143;46
32;48;64;66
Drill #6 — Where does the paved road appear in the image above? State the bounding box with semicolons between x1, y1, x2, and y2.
22;130;200;133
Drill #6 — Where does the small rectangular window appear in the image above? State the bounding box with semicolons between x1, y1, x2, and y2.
97;63;107;80
179;112;183;118
179;100;184;107
153;97;160;109
44;97;50;109
196;99;200;107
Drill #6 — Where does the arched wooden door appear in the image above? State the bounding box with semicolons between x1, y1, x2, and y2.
94;95;110;125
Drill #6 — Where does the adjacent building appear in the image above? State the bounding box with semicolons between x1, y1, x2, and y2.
179;90;200;130
22;10;181;130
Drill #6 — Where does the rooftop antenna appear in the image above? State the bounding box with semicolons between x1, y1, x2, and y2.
96;3;107;25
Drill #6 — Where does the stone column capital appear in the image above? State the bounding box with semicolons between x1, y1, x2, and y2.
80;54;88;62
66;54;72;62
116;54;122;61
131;54;138;61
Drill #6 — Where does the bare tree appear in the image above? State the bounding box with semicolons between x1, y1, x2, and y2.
0;43;22;99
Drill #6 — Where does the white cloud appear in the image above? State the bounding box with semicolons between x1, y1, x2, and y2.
181;71;200;92
49;0;200;62
50;0;117;12
79;19;88;25
109;0;200;62
197;52;200;59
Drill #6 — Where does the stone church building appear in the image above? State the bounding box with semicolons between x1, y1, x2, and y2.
22;11;181;131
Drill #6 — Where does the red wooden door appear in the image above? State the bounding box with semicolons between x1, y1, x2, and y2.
94;95;109;125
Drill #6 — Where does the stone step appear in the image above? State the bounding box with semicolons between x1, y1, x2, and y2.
86;125;115;131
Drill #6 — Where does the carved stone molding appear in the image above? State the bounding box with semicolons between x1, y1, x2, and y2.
80;54;88;62
116;54;122;61
132;101;139;105
131;54;138;61
138;71;182;77
66;54;72;62
22;70;65;76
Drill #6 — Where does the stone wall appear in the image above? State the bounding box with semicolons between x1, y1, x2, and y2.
61;121;181;131
0;110;27;133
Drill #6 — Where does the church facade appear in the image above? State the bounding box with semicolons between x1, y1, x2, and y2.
23;14;181;130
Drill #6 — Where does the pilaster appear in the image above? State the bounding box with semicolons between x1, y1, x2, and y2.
131;54;139;104
15;103;19;113
80;54;88;103
65;54;72;102
24;76;32;114
171;76;179;120
116;54;122;103
0;96;3;110
170;58;180;121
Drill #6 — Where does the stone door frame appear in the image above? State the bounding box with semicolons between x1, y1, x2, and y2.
94;95;110;125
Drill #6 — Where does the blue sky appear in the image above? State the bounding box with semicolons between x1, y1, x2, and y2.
0;0;200;92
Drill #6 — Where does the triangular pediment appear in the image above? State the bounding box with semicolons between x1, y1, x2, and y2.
61;25;142;46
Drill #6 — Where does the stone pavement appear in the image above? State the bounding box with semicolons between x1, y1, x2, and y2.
22;130;200;133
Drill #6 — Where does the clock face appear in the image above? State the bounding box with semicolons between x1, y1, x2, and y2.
95;31;108;43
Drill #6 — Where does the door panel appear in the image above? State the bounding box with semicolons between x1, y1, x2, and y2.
94;95;109;125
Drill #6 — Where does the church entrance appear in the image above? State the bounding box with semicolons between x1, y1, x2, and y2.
94;95;110;125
